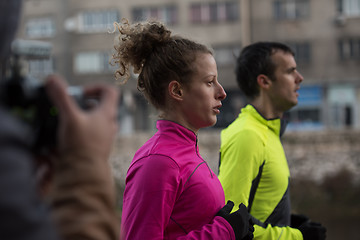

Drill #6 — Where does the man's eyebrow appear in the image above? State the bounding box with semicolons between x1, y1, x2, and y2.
287;66;297;72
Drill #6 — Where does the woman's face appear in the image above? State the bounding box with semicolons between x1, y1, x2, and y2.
179;53;226;133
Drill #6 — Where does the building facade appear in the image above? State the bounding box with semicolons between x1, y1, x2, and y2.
16;0;360;132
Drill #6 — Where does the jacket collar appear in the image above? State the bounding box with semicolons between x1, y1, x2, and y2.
243;104;282;136
156;120;197;145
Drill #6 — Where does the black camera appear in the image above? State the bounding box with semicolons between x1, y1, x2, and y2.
0;39;90;153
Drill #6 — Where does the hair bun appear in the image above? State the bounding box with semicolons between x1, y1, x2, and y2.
112;19;172;84
138;21;172;59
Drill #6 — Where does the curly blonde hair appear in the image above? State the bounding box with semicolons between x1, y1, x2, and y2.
112;18;212;109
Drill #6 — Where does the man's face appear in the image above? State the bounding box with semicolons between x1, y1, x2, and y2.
267;50;303;113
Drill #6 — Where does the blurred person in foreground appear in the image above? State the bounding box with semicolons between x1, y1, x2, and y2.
112;19;254;240
0;1;120;239
218;42;326;240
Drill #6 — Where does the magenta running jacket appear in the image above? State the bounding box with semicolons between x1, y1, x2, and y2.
121;120;235;240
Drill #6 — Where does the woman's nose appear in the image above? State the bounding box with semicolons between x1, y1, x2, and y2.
217;83;227;101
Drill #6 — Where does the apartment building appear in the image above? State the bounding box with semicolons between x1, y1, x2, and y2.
16;0;360;132
250;0;360;131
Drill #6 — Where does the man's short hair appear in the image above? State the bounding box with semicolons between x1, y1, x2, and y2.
235;41;294;100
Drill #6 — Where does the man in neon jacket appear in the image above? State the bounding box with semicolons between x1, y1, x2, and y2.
218;42;326;240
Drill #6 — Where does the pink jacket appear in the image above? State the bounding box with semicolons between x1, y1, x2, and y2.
121;120;235;240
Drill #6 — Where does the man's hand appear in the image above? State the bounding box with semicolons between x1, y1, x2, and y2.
45;74;119;162
291;213;309;228
298;221;327;240
44;74;120;240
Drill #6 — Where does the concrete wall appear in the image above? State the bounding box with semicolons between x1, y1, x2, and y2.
110;129;360;186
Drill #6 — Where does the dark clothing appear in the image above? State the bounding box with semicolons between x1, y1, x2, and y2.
0;0;22;63
0;106;59;240
0;105;120;240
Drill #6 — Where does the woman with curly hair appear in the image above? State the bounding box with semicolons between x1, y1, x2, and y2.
112;19;253;240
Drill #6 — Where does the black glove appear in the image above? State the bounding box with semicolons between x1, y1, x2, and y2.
298;221;326;240
291;213;309;228
216;200;254;240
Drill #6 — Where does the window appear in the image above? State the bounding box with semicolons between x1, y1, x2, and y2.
190;1;239;24
285;107;323;130
286;42;311;64
132;5;178;25
213;45;240;66
80;10;119;32
338;0;360;16
28;58;54;79
74;51;115;74
338;38;360;60
286;108;321;123
328;85;356;128
26;18;55;38
284;85;324;131
273;0;310;20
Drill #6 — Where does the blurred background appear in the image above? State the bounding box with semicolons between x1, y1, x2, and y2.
16;0;360;239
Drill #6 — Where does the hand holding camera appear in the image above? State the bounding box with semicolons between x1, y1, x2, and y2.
45;74;118;163
0;39;109;153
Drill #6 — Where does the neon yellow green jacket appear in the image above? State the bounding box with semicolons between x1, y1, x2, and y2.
218;104;303;239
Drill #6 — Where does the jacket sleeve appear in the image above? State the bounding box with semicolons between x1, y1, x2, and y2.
121;155;235;240
0;108;60;240
49;148;120;240
218;129;265;210
253;224;303;239
176;216;235;240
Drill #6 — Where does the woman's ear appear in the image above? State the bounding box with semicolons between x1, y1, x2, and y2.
257;74;271;90
168;80;183;101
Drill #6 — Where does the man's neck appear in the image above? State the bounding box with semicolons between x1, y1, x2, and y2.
250;99;283;120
